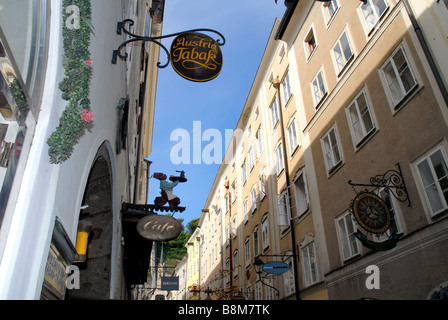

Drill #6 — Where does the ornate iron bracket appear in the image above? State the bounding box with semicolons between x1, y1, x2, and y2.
348;163;411;206
112;19;226;65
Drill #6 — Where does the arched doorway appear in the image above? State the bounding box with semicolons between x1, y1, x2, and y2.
68;143;113;300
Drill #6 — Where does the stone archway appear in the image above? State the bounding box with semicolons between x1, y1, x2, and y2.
68;143;113;300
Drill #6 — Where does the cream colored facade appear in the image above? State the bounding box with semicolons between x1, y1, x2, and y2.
185;226;201;299
183;0;448;300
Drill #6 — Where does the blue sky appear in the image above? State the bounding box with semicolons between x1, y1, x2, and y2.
147;1;287;226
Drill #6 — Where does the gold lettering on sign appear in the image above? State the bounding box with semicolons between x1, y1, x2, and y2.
171;35;220;71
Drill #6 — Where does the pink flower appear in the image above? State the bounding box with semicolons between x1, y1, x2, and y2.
85;59;92;66
81;109;94;123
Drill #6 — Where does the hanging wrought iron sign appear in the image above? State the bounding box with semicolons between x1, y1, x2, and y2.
112;19;225;82
347;163;410;251
170;32;223;82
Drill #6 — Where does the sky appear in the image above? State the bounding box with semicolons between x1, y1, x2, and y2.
147;0;287;227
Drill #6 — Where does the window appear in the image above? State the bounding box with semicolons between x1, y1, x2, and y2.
346;89;376;146
275;143;285;175
270;97;280;128
259;168;266;200
248;146;255;171
244;198;249;223
337;211;360;261
256;127;263;158
311;69;327;107
283;259;295;296
245;237;251;268
261;216;270;251
323;0;339;23
304;27;317;58
233;250;238;278
253;227;260;258
282;70;292;104
294;170;309;218
278;44;286;63
321;125;342;173
251;186;257;213
287;118;300;154
231;181;237;203
332;31;353;74
301;234;319;287
242;160;247;185
360;0;388;32
416;147;448;216
381;47;418;108
278;191;290;227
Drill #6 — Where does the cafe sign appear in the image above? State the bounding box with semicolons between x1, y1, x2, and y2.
136;214;182;241
170;32;223;82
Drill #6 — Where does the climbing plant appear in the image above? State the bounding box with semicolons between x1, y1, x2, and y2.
47;0;93;164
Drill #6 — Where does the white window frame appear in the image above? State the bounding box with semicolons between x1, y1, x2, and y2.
332;29;354;75
359;0;389;34
311;68;327;107
336;211;361;261
300;233;319;287
281;70;292;105
415;145;448;217
261;215;270;251
233;250;238;278
259;168;266;201
278;190;291;227
345;87;377;148
244;198;249;223
256;126;263;159
253;226;260;258
244;237;251;268
270;96;280;129
287;117;300;155
251;186;257;213
283;259;295;296
379;45;419;110
242;159;247;185
275;142;285;175
294;169;309;218
322;0;340;27
321;124;343;174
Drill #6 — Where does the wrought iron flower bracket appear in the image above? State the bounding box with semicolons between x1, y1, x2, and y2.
112;19;226;66
348;163;411;206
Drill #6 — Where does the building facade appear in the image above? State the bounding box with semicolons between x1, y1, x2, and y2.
0;0;163;299
180;0;448;300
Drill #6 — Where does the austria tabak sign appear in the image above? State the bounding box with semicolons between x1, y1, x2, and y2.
170;32;223;82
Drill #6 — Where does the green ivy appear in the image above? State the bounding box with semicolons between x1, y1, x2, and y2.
47;0;92;164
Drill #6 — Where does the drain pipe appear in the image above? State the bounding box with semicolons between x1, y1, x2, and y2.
402;0;448;108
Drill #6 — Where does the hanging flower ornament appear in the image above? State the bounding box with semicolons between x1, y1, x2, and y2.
47;0;93;164
81;109;94;123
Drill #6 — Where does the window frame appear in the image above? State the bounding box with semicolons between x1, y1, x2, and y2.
345;87;377;149
304;26;318;61
415;146;448;217
336;211;361;261
320;124;343;174
379;45;419;111
359;0;389;35
311;68;327;108
287;117;300;156
331;29;354;76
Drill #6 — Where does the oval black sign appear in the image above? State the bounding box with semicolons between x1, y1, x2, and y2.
137;215;182;241
170;32;223;82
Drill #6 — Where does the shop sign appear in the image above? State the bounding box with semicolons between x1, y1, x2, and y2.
161;276;179;291
170;32;223;82
262;261;290;275
137;214;182;241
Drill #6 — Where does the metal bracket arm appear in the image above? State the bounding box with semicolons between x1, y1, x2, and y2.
112;19;226;66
